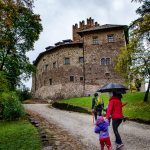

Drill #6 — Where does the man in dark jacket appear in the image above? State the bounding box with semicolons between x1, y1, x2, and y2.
92;93;104;121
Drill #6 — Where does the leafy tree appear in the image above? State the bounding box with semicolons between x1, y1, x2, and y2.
115;0;150;101
0;0;42;89
0;71;10;94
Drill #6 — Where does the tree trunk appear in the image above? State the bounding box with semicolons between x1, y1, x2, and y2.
144;78;150;102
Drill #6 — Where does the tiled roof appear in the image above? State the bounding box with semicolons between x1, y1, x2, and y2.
33;42;83;65
78;24;127;34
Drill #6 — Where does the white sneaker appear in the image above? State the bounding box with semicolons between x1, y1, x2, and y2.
116;144;124;149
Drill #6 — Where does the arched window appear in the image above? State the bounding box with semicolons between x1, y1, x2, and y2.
106;58;111;65
101;58;105;65
100;58;111;65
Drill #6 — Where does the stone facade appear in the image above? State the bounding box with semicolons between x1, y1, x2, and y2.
32;17;128;100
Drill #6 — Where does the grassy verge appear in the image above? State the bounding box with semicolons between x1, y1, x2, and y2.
59;92;150;122
0;120;42;150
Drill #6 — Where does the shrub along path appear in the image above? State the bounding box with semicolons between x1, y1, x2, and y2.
24;104;150;150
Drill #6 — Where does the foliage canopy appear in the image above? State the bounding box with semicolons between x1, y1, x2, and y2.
0;0;43;89
115;0;150;101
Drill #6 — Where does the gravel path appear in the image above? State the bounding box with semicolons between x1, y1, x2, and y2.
24;104;150;150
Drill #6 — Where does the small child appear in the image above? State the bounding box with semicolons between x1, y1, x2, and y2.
94;116;112;150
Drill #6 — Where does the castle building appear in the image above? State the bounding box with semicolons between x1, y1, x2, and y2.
32;17;128;100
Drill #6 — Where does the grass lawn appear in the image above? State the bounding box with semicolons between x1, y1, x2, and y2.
60;92;150;122
0;120;42;150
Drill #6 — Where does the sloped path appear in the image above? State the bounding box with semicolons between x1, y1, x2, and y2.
24;104;150;150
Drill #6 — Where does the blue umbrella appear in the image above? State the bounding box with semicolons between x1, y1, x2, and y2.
97;83;128;93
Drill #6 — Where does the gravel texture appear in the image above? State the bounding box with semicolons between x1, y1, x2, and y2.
24;104;150;150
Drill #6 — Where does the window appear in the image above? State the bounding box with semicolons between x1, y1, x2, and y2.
107;35;114;42
105;73;110;77
49;79;52;85
100;58;111;65
45;64;48;71
64;57;70;65
101;58;105;65
80;77;84;81
105;73;111;79
53;62;56;68
106;58;111;65
92;36;99;45
70;76;74;82
79;57;84;63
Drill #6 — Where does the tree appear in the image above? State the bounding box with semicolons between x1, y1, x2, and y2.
0;0;42;89
115;0;150;101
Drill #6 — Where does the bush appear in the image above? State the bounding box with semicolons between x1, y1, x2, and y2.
16;87;32;101
0;92;25;120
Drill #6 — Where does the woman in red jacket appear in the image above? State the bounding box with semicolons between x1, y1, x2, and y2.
106;92;127;149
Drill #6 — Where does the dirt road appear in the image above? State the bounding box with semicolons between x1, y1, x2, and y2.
25;104;150;150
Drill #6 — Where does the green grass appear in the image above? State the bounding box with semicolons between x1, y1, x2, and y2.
60;92;150;122
0;120;42;150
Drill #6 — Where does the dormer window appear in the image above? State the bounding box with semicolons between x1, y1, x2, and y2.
92;36;99;45
64;57;70;65
107;34;114;42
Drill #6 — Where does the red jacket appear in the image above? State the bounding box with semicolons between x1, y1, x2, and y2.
106;96;126;119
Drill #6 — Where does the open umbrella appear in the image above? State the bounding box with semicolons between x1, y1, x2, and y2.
97;83;128;93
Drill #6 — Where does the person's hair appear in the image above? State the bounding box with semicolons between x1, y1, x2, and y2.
113;92;122;100
94;93;98;97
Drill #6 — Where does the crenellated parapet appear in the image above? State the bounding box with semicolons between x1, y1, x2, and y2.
72;17;100;42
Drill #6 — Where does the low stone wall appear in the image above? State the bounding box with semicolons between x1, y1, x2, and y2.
52;102;91;114
33;83;100;100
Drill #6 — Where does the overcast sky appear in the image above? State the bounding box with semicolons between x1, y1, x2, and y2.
24;0;141;89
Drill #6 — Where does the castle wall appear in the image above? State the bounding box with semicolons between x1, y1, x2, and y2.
82;28;126;87
32;45;85;99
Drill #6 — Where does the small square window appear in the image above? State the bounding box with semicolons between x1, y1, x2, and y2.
107;35;114;42
64;57;70;65
70;76;74;82
79;57;84;63
105;73;111;79
80;77;84;81
92;36;99;45
105;73;110;77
